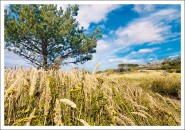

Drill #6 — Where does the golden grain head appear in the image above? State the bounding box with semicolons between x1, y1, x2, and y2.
166;98;176;107
131;112;148;119
54;99;62;126
93;64;100;74
113;116;126;126
118;114;136;126
60;98;76;108
78;119;90;126
138;110;153;119
134;104;149;111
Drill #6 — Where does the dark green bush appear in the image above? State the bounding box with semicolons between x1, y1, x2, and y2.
176;69;181;73
166;69;174;73
151;77;180;99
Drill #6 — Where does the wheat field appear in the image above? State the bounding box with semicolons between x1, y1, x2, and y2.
4;67;181;126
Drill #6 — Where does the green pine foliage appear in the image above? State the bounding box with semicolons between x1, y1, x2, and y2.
5;4;101;70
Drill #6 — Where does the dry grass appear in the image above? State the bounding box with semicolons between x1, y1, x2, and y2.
4;67;181;126
110;71;181;99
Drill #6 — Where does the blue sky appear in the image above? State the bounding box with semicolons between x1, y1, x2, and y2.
4;4;181;71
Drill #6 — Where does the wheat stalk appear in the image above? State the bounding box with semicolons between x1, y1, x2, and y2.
93;64;100;74
24;108;36;126
54;99;63;126
166;98;176;107
118;114;136;126
113;116;127;126
147;93;157;107
138;110;153;119
131;112;148;119
60;99;76;108
134;104;149;111
43;79;52;125
29;69;38;96
155;93;166;103
78;119;90;126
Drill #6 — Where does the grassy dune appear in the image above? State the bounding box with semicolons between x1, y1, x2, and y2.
4;67;181;126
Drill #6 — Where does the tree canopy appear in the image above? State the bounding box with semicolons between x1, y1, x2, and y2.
118;63;139;68
5;4;101;70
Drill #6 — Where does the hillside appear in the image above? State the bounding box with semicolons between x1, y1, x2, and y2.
98;57;181;74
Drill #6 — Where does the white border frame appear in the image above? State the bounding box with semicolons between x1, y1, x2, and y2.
1;1;184;129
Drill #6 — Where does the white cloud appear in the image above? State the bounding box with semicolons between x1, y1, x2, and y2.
75;5;121;29
76;50;116;71
115;21;169;45
133;5;155;14
112;47;131;54
148;9;180;23
57;4;121;29
109;30;114;35
138;48;159;53
151;9;177;17
108;58;145;64
5;49;31;68
168;55;179;58
98;24;106;29
131;48;160;54
102;34;108;38
114;8;180;46
96;40;110;51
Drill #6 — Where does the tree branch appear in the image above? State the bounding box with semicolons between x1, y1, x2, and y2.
18;41;41;54
8;24;42;54
48;45;71;55
19;32;41;53
18;52;42;67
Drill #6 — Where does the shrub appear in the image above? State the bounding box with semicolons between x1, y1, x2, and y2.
161;64;172;70
176;69;181;73
166;69;174;73
150;77;180;99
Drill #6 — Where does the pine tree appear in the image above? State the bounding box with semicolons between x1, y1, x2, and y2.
5;4;101;70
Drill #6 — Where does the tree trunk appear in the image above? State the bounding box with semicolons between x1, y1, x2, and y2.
42;43;48;70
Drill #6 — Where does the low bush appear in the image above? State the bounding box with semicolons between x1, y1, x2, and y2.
176;69;181;73
150;76;180;99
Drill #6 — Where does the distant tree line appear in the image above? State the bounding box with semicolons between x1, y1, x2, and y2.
160;57;181;73
97;57;181;74
117;57;181;73
117;64;139;72
118;64;139;68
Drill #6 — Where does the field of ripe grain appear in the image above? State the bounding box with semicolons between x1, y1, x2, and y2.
4;67;181;126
